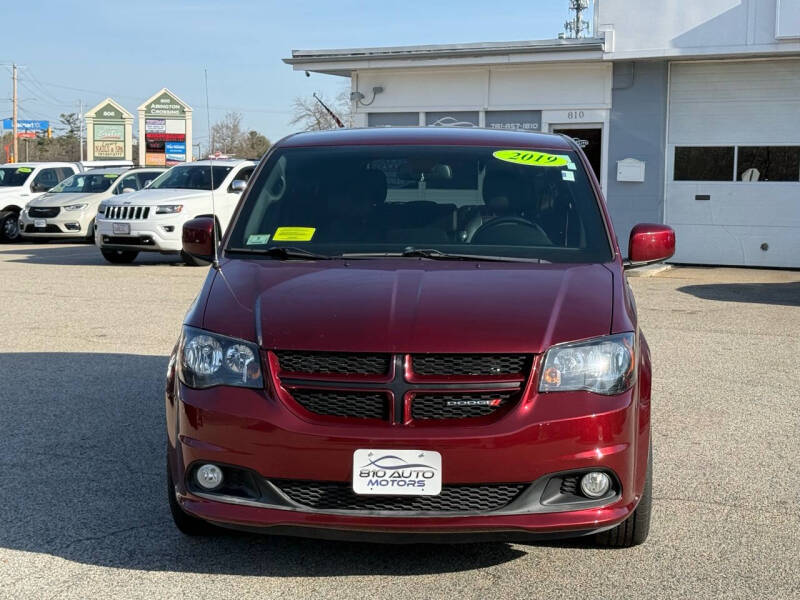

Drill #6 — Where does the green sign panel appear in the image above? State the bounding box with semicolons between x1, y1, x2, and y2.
145;92;186;118
92;102;123;121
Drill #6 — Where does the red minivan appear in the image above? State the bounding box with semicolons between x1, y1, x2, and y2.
167;127;674;546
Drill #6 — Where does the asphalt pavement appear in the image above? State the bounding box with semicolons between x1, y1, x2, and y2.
0;242;798;599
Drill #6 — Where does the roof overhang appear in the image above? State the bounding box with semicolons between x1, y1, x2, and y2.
284;38;606;76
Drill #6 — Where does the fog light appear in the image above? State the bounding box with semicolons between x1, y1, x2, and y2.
580;471;611;498
65;222;80;231
195;464;224;490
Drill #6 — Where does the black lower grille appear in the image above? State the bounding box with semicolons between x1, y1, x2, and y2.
276;351;391;375
28;206;60;218
290;389;389;420
102;235;154;246
412;354;529;376
273;480;526;512
24;224;61;233
412;392;514;420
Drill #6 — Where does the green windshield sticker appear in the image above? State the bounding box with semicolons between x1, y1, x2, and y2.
273;227;316;242
104;174;119;179
247;234;271;245
16;167;32;173
493;150;569;168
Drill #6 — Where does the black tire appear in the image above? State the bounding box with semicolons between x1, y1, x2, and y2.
83;219;96;244
0;212;21;243
594;445;652;548
101;248;138;264
181;250;206;267
167;458;218;536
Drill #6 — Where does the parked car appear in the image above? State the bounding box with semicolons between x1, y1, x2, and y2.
95;159;255;264
0;162;80;242
167;127;675;546
19;167;165;242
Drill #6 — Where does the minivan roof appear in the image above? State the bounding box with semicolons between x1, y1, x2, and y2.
279;127;575;150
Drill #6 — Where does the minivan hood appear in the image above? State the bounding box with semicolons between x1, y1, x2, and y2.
29;192;98;207
105;188;208;206
202;260;614;354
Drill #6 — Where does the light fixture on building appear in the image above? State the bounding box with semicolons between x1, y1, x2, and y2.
350;86;384;106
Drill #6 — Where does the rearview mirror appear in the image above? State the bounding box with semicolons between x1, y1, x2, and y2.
626;223;675;269
230;179;247;193
182;217;216;264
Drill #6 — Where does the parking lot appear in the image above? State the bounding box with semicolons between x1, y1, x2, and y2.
0;242;798;600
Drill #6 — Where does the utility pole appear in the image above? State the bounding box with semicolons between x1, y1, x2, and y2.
564;0;591;39
79;99;84;162
12;63;18;163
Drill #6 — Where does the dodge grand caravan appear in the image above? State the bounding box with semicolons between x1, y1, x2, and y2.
167;127;675;546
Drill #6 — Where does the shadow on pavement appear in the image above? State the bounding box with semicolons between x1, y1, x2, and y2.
677;281;800;307
0;243;184;266
0;352;525;576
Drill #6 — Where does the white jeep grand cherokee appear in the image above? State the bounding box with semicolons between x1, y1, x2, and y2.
96;159;255;264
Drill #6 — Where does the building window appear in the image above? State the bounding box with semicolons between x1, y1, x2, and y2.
425;112;479;128
674;147;734;181
737;146;800;182
367;113;419;127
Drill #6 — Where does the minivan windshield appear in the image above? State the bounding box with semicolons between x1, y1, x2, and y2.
50;173;118;193
0;167;33;187
227;145;612;263
149;165;233;191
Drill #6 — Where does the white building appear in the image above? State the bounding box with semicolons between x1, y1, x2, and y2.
285;0;800;268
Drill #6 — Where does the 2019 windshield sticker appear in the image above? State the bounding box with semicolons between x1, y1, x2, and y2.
247;234;271;245
493;150;570;168
273;227;316;242
104;174;119;179
16;167;32;173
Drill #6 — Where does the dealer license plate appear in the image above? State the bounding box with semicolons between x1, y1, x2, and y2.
112;223;130;235
34;219;46;228
352;449;442;496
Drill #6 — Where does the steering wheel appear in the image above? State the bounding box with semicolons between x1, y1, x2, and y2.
471;216;550;245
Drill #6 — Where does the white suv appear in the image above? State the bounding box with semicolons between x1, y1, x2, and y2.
96;159;256;264
19;167;165;242
0;162;79;242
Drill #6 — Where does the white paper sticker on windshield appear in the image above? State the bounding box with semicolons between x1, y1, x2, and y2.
562;170;575;182
247;234;270;245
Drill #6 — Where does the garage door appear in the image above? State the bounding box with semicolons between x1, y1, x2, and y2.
666;60;800;267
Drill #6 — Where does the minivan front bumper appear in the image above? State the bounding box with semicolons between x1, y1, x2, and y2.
166;375;650;541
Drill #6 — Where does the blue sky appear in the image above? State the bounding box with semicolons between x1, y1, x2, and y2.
1;1;579;147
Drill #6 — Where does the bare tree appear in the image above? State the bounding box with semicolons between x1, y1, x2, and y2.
210;112;244;154
208;112;271;158
289;91;351;132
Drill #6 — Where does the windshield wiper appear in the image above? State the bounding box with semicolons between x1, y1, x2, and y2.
227;246;333;260
342;248;546;263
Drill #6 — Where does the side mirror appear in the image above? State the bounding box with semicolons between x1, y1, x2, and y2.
31;183;50;193
122;187;137;194
230;179;247;193
182;217;216;264
626;223;675;269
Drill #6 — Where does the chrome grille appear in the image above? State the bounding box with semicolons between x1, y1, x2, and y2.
104;205;150;220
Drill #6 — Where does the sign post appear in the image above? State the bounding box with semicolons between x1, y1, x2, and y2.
137;89;192;167
84;98;133;161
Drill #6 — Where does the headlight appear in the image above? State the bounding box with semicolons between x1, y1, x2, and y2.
64;203;88;211
177;326;263;389
156;205;183;214
97;203;107;215
539;333;635;395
